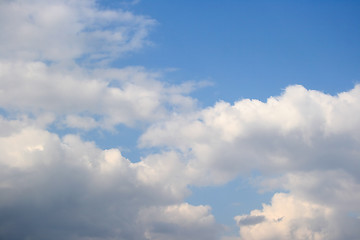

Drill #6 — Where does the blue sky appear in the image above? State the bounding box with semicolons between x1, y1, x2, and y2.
0;0;360;239
118;0;360;102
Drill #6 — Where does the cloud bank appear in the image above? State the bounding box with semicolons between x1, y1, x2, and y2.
0;122;219;239
141;85;360;239
0;0;359;239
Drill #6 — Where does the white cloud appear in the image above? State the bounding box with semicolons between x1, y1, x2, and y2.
0;119;219;239
0;2;214;237
0;61;197;129
1;0;360;239
2;76;360;239
257;170;360;216
140;85;360;184
0;0;199;131
0;0;156;62
139;85;360;239
235;193;360;240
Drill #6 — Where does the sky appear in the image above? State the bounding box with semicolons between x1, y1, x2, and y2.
0;0;360;239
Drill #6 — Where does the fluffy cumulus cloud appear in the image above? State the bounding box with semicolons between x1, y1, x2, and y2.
0;118;219;239
235;193;335;240
237;170;360;240
1;0;360;239
140;85;360;183
140;85;360;239
235;192;360;240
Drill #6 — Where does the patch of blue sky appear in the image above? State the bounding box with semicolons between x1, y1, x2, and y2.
48;118;145;162
187;175;275;231
82;124;145;162
0;107;8;116
109;0;360;105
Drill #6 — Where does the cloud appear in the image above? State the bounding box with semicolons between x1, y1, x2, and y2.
235;193;360;240
140;84;360;184
257;170;360;213
0;62;197;129
3;83;360;239
0;119;219;239
139;85;360;238
0;2;213;238
1;0;360;239
0;0;156;63
0;0;198;130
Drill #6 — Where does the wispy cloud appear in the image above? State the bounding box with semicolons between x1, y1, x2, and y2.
0;0;156;63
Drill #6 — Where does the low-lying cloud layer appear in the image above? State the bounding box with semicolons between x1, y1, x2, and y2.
0;122;219;239
0;0;359;239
